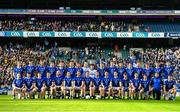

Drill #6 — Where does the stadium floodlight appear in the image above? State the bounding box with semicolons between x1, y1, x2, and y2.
65;7;71;10
130;7;136;10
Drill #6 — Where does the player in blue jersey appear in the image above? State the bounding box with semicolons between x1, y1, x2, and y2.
36;60;47;78
45;72;53;98
163;62;174;79
143;63;153;80
84;71;93;97
75;62;83;75
13;61;24;78
73;71;84;98
35;72;45;99
129;72;141;99
25;60;36;78
99;71;112;99
97;62;107;78
66;61;76;78
112;71;121;99
153;62;163;78
12;73;25;99
54;70;63;98
108;61;117;77
24;73;34;99
94;71;102;96
117;62;125;79
61;72;74;99
163;75;176;100
120;73;130;99
139;74;150;100
57;61;65;77
150;72;163;100
133;61;143;79
125;62;134;80
47;61;57;78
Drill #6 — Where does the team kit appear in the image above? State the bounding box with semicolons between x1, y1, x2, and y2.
12;60;177;100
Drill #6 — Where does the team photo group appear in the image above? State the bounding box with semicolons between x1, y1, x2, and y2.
12;59;177;101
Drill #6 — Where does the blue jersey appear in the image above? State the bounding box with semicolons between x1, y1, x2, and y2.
130;79;141;89
151;77;163;90
125;68;134;80
36;66;47;78
102;77;111;88
35;78;44;89
97;67;107;78
121;79;130;88
56;68;65;77
141;79;150;91
143;68;153;80
153;67;163;77
25;66;35;77
64;77;72;87
66;67;76;78
94;77;101;87
112;77;120;87
108;67;117;77
163;66;174;79
117;67;125;79
47;66;56;78
24;78;33;89
84;77;92;87
75;68;83;75
45;77;53;87
54;76;63;86
13;67;24;78
74;77;83;87
164;80;176;91
134;67;143;79
13;78;24;88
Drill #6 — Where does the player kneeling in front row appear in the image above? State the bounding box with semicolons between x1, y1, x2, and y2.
45;72;53;99
24;73;37;99
61;72;74;99
163;75;176;101
12;73;26;99
112;71;121;99
99;71;112;99
54;70;63;98
129;73;141;100
35;72;46;99
139;74;150;100
120;73;130;99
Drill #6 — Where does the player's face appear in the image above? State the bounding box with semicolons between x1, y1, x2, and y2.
105;72;109;77
166;62;170;66
155;73;159;78
38;73;41;78
155;63;159;67
69;62;74;67
128;63;132;68
59;62;64;68
90;65;94;70
123;73;127;79
77;71;81;77
137;62;141;67
50;62;55;67
95;71;99;77
100;63;104;68
134;73;138;79
56;71;61;77
118;63;123;67
84;62;88;67
40;61;44;66
46;73;51;78
29;61;33;66
27;73;31;78
168;75;173;81
86;71;90;77
110;61;114;66
143;75;147;80
17;61;21;67
114;72;118;78
66;72;71;77
76;63;81;67
17;74;21;79
145;64;149;68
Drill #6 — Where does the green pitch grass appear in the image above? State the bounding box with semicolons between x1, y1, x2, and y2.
0;95;179;112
